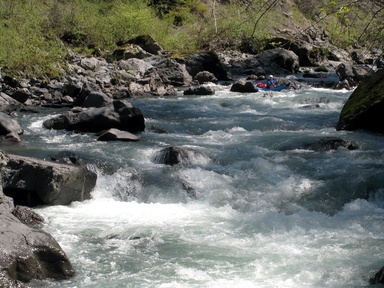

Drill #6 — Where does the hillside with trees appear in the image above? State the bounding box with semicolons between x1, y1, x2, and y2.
0;0;383;77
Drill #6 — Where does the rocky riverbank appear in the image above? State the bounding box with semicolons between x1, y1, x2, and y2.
0;32;383;286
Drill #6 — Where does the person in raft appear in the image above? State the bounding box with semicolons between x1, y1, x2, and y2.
266;75;278;88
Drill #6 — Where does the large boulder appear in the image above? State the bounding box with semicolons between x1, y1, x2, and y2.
336;69;384;132
0;112;23;136
117;58;153;80
178;51;229;81
221;48;299;77
183;86;215;96
0;206;75;284
255;48;300;75
43;100;145;134
145;56;193;86
0;151;75;286
123;34;163;55
335;63;375;88
83;91;112;108
1;153;97;206
230;79;258;93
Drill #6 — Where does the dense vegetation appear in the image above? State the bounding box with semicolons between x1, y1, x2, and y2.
0;0;382;77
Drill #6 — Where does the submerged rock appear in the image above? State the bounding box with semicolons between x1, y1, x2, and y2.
152;146;208;166
281;137;359;152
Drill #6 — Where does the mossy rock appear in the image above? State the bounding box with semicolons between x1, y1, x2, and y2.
336;69;384;132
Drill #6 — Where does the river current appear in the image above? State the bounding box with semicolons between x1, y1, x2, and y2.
5;84;384;287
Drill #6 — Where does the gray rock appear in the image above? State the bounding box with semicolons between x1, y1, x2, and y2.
80;57;100;71
184;86;215;95
2;153;97;206
97;128;140;142
0;112;23;136
0;207;75;283
145;56;192;86
230;79;258;93
112;44;151;60
194;71;218;83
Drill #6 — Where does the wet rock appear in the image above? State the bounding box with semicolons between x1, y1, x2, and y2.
1;153;97;206
43;104;145;134
12;205;45;229
49;150;116;175
0;208;75;283
282;137;359;152
184;86;215;96
370;266;384;285
152;146;205;166
230;79;258;93
0;152;75;286
97;128;140;142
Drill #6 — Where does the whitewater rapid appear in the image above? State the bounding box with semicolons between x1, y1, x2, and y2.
7;84;384;287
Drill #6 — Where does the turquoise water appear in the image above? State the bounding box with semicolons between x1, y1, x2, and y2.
7;85;384;287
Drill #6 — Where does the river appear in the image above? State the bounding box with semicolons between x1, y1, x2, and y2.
5;83;384;287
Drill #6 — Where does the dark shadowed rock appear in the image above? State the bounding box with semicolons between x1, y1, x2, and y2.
182;51;229;81
83;91;112;108
152;146;208;166
0;208;75;283
184;86;215;96
124;34;163;55
337;69;384;133
1;153;97;206
230;80;258;93
43;105;145;134
370;266;384;285
11;89;30;103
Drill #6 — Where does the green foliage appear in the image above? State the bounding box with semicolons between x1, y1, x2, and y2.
0;0;382;77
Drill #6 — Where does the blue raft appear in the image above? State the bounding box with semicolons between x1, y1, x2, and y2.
257;84;289;92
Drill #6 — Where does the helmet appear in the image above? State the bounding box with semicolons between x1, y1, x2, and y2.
269;75;273;79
